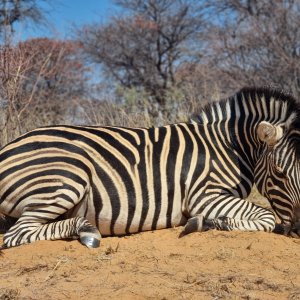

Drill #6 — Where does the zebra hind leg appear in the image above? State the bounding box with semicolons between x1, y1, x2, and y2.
2;215;101;249
78;221;101;248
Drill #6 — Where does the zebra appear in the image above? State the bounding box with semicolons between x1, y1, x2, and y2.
0;87;300;249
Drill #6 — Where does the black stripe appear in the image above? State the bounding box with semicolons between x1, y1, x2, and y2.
8;185;76;214
2;169;86;201
0;156;92;182
166;126;179;227
137;131;149;232
150;127;166;230
179;124;194;188
86;126;142;147
59;126;138;166
189;128;207;196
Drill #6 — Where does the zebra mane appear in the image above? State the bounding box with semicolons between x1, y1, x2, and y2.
193;87;300;129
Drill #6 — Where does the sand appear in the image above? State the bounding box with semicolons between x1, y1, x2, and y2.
1;226;300;300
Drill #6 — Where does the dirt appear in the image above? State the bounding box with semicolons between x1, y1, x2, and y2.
0;224;300;300
0;195;300;300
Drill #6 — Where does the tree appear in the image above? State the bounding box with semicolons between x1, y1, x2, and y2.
78;0;204;105
0;38;88;144
202;0;300;98
0;0;47;43
17;38;87;105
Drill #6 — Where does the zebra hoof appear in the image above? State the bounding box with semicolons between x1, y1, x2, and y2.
78;222;102;248
179;214;204;238
80;235;100;248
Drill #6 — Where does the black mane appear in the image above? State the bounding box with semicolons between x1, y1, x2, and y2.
193;87;300;128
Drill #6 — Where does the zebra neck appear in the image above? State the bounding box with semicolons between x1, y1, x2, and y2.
195;90;297;167
194;109;257;171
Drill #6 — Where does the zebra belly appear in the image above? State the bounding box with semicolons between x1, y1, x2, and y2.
97;214;186;236
94;200;186;236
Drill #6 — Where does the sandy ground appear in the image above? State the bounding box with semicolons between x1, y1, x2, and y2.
0;227;300;299
0;196;300;300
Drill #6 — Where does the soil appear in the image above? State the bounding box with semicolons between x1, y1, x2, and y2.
0;197;300;300
1;228;300;299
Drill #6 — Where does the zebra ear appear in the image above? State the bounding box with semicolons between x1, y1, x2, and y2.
257;121;284;146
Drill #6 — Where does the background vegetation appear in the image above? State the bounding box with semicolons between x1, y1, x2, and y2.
0;0;299;146
0;5;299;298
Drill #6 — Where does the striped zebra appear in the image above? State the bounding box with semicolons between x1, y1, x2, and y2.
0;87;300;249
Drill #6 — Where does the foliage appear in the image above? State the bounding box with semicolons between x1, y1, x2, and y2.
0;0;299;144
202;0;300;98
78;0;205;105
0;0;47;43
0;38;88;145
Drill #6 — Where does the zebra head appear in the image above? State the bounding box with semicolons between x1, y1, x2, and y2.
255;115;300;235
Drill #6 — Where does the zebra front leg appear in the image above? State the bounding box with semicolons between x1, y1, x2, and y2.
290;222;300;238
179;214;209;237
205;201;276;233
2;216;101;249
180;198;276;236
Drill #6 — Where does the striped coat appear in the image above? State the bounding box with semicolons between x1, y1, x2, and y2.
1;87;300;248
